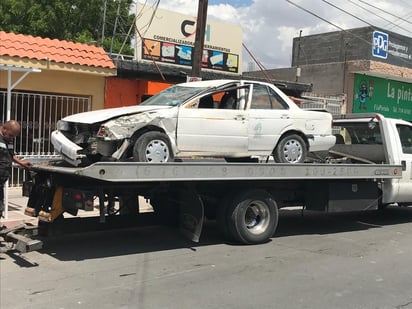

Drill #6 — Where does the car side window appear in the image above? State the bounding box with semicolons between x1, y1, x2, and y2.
198;95;215;108
251;84;271;109
251;84;287;110
269;87;288;109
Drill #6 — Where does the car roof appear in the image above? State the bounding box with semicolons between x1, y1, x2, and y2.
177;79;273;88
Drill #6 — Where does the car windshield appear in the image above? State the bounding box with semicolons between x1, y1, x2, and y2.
141;85;208;106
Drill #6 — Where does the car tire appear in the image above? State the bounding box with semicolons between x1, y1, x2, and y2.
225;189;278;244
133;131;174;163
273;133;307;163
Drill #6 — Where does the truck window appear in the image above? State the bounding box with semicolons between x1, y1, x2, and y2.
337;123;382;145
397;125;412;154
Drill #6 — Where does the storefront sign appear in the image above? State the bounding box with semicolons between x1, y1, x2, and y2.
135;4;242;74
353;73;412;120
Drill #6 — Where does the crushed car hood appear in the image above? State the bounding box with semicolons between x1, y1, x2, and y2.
61;105;171;124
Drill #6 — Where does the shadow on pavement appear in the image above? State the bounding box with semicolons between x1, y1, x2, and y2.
26;205;412;262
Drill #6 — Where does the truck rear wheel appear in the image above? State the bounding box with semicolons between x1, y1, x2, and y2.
224;189;278;244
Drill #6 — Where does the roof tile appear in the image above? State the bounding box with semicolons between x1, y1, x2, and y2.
0;31;116;69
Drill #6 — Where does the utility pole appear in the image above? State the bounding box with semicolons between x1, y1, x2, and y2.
191;0;208;78
101;0;108;46
295;30;302;82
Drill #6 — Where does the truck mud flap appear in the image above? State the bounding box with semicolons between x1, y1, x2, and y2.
178;186;204;243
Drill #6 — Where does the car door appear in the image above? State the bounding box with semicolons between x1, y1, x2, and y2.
247;83;294;153
394;123;412;202
176;90;248;154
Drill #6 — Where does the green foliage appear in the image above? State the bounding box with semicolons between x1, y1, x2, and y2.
0;0;135;55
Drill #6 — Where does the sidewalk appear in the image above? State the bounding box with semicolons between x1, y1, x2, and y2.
1;187;37;229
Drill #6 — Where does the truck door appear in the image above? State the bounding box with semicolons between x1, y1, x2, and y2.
394;123;412;202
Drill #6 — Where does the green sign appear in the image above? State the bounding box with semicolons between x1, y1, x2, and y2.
353;73;412;120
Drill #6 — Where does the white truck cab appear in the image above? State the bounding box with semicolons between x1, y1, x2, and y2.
332;113;412;205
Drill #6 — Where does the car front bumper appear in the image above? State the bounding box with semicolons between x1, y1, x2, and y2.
51;130;84;166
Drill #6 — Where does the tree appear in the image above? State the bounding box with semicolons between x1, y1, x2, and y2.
0;0;135;55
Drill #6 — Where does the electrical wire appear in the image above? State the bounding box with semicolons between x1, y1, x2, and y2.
345;0;411;34
285;0;412;66
356;0;412;25
285;0;371;44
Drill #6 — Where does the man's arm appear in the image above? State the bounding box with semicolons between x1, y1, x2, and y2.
13;155;32;169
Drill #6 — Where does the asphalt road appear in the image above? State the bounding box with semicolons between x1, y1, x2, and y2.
2;206;412;309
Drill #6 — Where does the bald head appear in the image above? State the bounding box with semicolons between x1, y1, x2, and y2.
1;120;21;142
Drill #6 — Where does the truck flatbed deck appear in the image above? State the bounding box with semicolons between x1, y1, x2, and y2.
33;161;402;182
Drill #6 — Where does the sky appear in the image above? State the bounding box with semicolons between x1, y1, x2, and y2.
139;0;412;71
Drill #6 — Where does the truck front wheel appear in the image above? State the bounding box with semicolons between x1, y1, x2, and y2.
225;190;278;244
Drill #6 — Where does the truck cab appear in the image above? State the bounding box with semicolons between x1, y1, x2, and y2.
332;113;412;204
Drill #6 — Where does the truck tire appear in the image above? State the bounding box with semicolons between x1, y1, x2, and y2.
273;133;307;163
225;189;278;244
133;132;174;163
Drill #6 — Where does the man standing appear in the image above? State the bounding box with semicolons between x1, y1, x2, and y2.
0;120;32;218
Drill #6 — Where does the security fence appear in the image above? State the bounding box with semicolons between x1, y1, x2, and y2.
300;93;345;116
1;90;91;186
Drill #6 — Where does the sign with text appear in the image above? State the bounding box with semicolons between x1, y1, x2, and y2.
372;30;388;59
353;73;412;120
135;4;242;74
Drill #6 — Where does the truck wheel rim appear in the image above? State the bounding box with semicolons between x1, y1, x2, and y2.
145;139;169;162
244;200;270;235
282;139;302;163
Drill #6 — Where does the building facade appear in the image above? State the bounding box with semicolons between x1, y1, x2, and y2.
246;26;412;121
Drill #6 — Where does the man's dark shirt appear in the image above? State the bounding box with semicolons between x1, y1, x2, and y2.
0;133;14;183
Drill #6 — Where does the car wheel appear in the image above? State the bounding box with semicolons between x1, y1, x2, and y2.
273;133;307;163
133;131;174;163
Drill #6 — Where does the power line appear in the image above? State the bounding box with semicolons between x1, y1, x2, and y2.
346;0;411;34
357;0;412;26
320;0;374;27
285;0;412;66
284;0;371;45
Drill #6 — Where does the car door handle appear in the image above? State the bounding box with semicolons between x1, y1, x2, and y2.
281;114;290;119
234;115;246;121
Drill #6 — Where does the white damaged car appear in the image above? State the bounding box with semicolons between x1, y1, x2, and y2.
51;79;335;166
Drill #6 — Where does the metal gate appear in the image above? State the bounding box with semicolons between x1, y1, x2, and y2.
300;94;345;116
1;90;91;186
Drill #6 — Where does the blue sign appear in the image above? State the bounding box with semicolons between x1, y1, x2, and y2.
372;31;388;59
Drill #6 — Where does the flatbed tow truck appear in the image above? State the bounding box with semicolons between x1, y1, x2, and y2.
3;113;412;250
